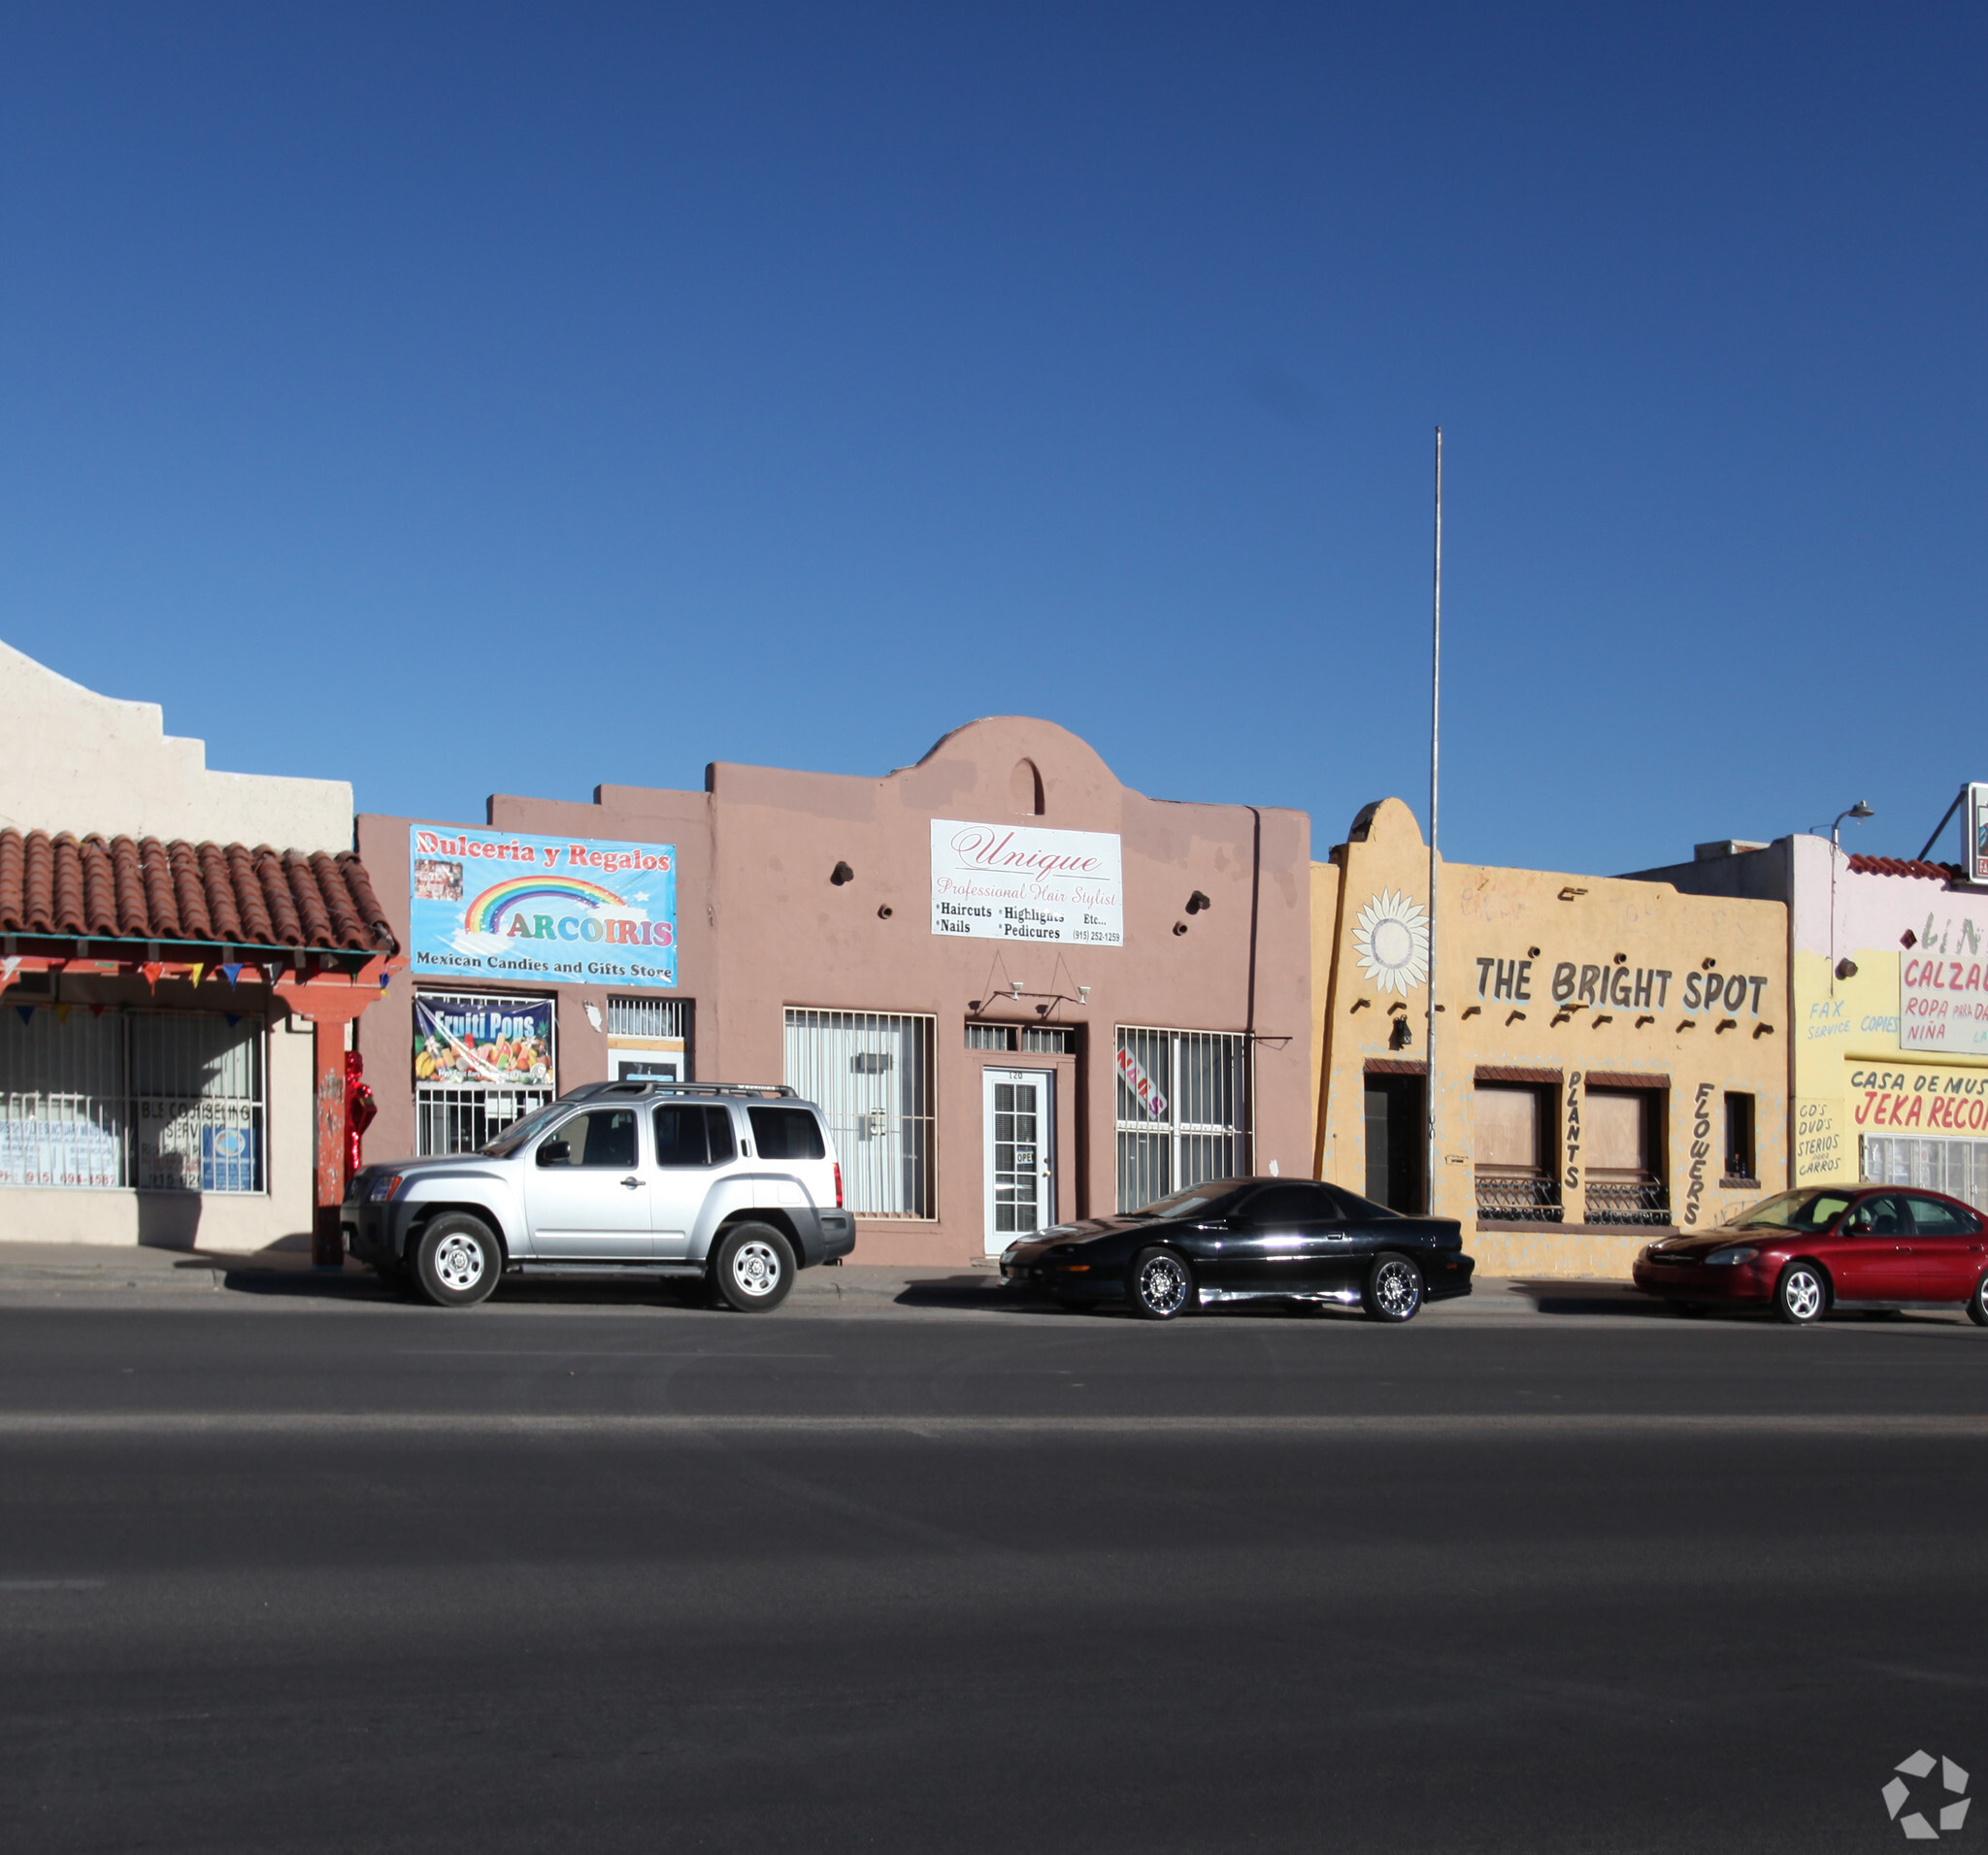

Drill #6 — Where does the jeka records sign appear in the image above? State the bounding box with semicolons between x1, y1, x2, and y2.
930;820;1123;945
409;825;678;987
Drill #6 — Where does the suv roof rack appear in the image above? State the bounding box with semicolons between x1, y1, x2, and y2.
583;1080;800;1101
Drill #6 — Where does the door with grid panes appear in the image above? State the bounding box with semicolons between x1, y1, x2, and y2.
983;1069;1055;1254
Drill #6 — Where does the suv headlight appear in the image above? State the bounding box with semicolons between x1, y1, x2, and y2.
1705;1246;1757;1267
368;1174;402;1204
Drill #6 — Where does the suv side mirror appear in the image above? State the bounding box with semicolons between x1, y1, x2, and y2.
537;1140;572;1168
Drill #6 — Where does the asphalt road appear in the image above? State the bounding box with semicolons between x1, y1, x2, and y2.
4;1277;1987;1853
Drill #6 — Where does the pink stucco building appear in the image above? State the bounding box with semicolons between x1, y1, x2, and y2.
354;717;1311;1266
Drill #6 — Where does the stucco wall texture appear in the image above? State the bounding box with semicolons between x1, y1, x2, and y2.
357;717;1311;1267
1314;799;1789;1279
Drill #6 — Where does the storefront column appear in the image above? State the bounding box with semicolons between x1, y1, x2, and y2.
279;961;401;1270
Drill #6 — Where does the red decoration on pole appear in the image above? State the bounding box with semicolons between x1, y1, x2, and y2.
343;1050;377;1197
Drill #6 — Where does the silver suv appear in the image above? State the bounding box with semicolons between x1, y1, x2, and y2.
343;1081;855;1311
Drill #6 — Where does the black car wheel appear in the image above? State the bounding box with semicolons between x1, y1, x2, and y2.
414;1214;502;1308
1969;1273;1988;1329
1362;1252;1424;1324
1127;1247;1195;1320
1773;1261;1829;1326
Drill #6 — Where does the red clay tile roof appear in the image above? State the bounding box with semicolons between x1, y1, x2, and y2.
0;830;395;953
1846;854;1961;882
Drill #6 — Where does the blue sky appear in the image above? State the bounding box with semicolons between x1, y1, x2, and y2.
2;4;1981;874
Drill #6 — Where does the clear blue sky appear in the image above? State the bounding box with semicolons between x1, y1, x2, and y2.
2;4;1980;875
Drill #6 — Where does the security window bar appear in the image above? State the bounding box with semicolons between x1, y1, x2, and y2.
0;1009;266;1193
1474;1083;1562;1223
606;997;688;1040
1113;1027;1248;1212
785;1010;936;1217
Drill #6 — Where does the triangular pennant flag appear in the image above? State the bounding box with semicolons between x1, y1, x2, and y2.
218;963;244;988
186;964;205;989
15;1005;32;1026
261;962;282;987
89;1004;105;1018
140;962;164;993
224;1012;241;1029
54;1005;70;1027
379;969;393;991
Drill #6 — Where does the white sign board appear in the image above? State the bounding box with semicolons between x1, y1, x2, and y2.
1903;928;1988;1055
931;820;1123;945
1971;783;1988;884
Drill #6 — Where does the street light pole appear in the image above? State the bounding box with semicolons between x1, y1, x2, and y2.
1427;428;1441;1215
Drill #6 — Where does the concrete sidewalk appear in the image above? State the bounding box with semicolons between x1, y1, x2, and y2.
0;1241;1660;1321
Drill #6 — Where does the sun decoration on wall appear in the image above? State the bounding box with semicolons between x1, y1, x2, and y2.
1352;890;1430;995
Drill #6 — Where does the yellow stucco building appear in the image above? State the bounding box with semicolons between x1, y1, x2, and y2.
1312;799;1788;1278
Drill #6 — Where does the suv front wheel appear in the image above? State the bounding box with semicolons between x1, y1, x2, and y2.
712;1223;796;1312
414;1213;502;1308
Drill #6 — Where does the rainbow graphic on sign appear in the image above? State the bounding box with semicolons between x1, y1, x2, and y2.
409;825;678;989
464;875;624;934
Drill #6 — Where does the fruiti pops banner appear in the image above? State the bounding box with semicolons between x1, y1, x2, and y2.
409;826;678;988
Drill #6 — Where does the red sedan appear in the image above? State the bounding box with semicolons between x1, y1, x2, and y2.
1633;1185;1988;1325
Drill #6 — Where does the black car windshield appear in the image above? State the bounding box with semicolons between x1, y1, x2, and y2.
1722;1188;1855;1232
1126;1180;1247;1220
480;1102;572;1158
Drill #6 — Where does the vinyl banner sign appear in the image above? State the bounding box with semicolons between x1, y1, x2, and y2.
409;826;678;987
930;820;1123;945
414;994;555;1087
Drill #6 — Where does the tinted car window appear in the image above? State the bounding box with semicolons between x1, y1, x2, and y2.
654;1105;734;1168
748;1106;825;1160
1241;1183;1339;1224
1324;1184;1401;1220
542;1109;638;1169
1906;1194;1978;1236
1129;1182;1247;1219
1728;1190;1853;1232
1845;1193;1908;1237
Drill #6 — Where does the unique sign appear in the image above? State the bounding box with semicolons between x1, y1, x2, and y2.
409;826;677;987
930;821;1122;945
1116;1044;1168;1119
414;994;555;1088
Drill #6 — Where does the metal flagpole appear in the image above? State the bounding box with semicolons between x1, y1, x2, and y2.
1427;427;1441;1215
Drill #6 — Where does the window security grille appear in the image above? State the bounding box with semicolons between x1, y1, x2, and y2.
965;1024;1074;1053
1863;1135;1988;1213
1113;1027;1247;1211
785;1010;935;1217
0;1010;265;1193
606;997;688;1039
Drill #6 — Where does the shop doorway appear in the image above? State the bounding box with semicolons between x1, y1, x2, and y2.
1363;1073;1426;1213
984;1068;1055;1254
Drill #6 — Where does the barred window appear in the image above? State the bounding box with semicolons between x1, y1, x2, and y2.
1113;1026;1247;1211
606;997;687;1039
1863;1135;1988;1213
0;1008;265;1193
784;1010;935;1216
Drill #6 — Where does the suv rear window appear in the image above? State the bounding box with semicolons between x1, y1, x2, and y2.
748;1106;826;1160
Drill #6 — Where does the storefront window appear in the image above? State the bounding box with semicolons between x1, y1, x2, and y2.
1474;1082;1560;1222
0;1008;265;1193
414;992;555;1157
1862;1135;1988;1212
606;995;691;1082
784;1010;935;1216
1114;1027;1248;1211
1584;1087;1670;1225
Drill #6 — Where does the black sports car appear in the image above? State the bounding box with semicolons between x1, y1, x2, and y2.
999;1176;1474;1321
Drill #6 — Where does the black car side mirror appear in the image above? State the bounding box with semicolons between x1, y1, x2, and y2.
537;1140;572;1167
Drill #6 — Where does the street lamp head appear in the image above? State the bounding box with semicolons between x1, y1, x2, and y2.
1849;801;1874;821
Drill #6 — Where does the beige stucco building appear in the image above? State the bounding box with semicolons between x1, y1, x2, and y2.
1312;798;1789;1277
0;643;396;1252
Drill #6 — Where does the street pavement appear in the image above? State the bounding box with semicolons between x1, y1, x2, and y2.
3;1254;1986;1852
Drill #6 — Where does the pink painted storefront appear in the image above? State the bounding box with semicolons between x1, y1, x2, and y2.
354;718;1311;1266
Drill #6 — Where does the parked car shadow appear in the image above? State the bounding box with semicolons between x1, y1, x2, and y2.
1503;1278;1677;1318
893;1275;1064;1313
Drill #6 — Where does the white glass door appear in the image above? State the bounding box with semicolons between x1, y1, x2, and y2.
983;1069;1054;1254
